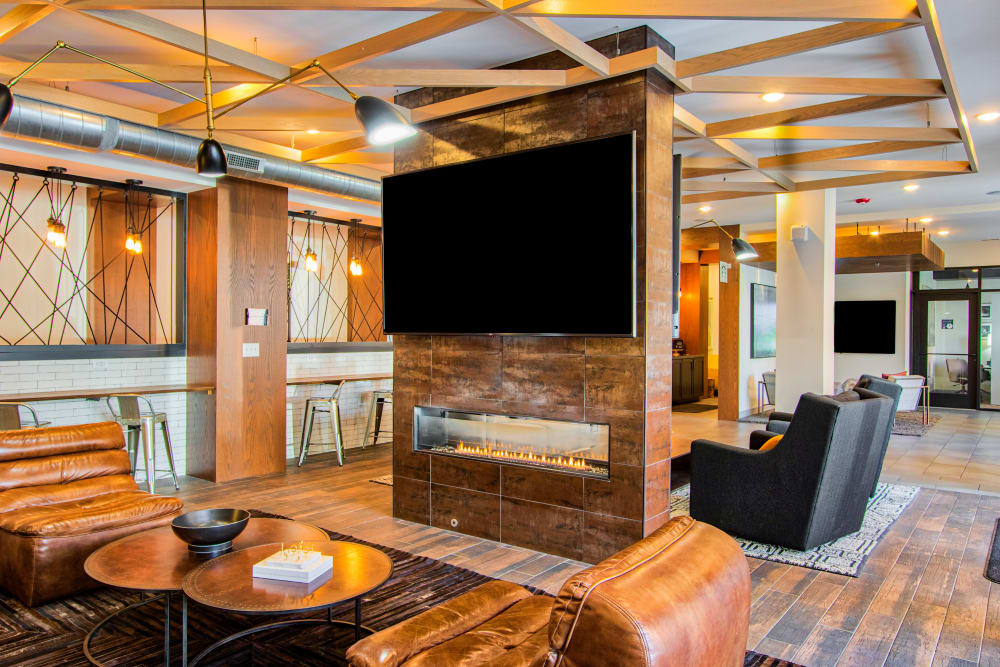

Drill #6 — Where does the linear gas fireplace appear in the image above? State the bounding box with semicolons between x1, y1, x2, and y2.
413;406;610;479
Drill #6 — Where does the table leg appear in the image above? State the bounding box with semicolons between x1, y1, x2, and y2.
182;595;188;667
355;598;361;642
165;592;171;667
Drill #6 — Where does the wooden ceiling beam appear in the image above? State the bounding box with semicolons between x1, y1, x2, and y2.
0;62;274;83
705;95;938;137
683;76;945;97
913;0;978;172
682;167;747;179
0;4;57;43
310;151;394;165
780;159;970;172
680;157;750;169
300;136;372;163
65;0;489;8
793;170;956;192
681;191;766;204
714;126;961;142
759;140;951;168
676;22;914;78
511;0;922;22
682;181;786;192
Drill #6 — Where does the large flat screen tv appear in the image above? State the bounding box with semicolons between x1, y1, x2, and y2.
834;300;896;354
381;132;636;336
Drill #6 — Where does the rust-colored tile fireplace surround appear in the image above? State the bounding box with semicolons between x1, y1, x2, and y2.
391;27;676;563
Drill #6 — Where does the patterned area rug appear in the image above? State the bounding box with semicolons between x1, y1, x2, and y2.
672;483;919;577
0;511;791;666
892;411;942;436
369;474;393;487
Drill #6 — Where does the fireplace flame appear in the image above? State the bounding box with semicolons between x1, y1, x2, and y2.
456;440;589;470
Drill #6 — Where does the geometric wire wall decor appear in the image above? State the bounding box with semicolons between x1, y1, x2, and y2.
0;167;182;346
288;211;384;343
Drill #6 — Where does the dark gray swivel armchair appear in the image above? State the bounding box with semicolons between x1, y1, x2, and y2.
753;374;902;498
691;392;892;551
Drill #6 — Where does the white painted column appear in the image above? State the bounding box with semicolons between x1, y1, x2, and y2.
775;189;837;412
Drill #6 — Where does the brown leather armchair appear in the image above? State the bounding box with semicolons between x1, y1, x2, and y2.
0;422;184;606
346;516;749;667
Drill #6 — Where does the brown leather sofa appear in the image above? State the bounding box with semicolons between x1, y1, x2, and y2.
347;516;750;667
0;422;184;606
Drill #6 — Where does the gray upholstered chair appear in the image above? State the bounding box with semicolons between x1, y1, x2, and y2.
753;374;902;498
691;391;893;551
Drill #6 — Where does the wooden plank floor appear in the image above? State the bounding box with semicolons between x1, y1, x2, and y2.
165;410;1000;666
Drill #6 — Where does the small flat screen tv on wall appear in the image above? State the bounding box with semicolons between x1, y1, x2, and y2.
381;132;636;336
834;300;896;354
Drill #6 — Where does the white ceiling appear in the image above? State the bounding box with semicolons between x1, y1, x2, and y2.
0;3;995;240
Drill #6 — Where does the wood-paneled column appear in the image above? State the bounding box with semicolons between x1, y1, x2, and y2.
186;177;289;483
717;224;741;421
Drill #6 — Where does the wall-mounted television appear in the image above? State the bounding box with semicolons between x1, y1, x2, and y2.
834;300;896;354
381;132;636;336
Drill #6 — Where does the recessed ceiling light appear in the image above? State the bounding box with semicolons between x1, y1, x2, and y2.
760;92;785;103
919;217;932;223
903;183;920;192
870;229;880;236
937;230;950;236
306;128;320;135
977;111;1000;122
698;205;712;213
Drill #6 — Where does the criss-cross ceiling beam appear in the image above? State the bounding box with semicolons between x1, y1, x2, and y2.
683;76;945;97
779;159;970;172
712;126;961;142
510;0;922;22
156;11;491;125
913;0;977;172
0;4;57;42
705;95;939;137
675;22;915;78
758;140;953;168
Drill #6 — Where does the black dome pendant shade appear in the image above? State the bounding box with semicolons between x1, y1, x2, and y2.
0;83;13;125
354;95;416;146
731;237;759;261
197;138;227;177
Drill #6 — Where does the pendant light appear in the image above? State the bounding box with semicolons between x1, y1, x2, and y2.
196;0;227;177
349;218;364;276
44;167;68;249
303;210;318;272
690;218;759;262
124;180;143;254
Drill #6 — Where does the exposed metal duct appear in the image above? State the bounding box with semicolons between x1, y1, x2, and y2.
1;95;382;203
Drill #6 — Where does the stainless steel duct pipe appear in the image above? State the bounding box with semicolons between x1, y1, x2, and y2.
2;95;382;203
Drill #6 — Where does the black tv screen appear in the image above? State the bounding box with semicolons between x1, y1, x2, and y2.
834;300;896;354
381;133;636;336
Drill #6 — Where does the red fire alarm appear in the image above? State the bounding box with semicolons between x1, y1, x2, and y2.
855;197;871;204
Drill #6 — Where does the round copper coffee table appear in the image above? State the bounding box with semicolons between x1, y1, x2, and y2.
83;518;327;666
182;541;393;666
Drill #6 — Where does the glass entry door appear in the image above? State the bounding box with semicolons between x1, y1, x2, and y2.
982;292;997;410
914;293;978;409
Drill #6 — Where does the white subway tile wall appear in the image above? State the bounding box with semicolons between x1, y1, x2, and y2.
0;351;392;483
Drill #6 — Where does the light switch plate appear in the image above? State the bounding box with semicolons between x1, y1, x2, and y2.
242;343;260;358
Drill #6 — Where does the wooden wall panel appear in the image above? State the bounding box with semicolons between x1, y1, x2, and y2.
679;263;703;354
717;224;741;421
86;189;157;344
185;178;288;483
347;228;384;341
391;35;674;562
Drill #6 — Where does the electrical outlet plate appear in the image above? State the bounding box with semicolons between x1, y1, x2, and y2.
242;343;260;358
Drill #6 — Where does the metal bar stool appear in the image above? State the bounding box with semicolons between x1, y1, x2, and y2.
0;402;51;431
297;381;346;467
106;394;179;494
363;390;393;449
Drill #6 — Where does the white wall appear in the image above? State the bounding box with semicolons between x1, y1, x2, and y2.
0;350;392;483
937;240;1000;267
739;265;776;416
833;272;911;386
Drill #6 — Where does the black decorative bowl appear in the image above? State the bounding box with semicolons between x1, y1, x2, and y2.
171;508;250;557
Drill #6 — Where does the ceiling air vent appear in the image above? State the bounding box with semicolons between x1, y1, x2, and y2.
226;151;264;173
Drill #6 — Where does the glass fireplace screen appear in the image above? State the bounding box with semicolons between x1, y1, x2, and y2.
413;406;610;478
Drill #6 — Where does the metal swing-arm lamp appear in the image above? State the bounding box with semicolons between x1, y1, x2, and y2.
690;218;759;262
211;58;416;147
0;41;206;125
